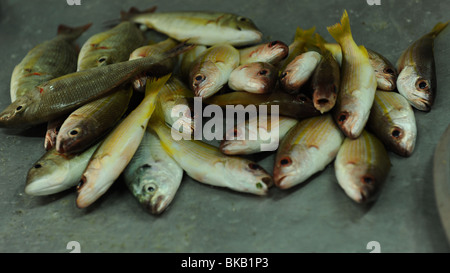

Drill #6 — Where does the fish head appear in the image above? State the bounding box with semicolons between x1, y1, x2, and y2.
226;15;263;45
229;62;277;93
220;118;261;154
0;93;35;128
337;162;384;204
273;145;312;189
189;60;222;98
313;83;338;113
224;159;273;195
264;41;289;62
25;152;71;196
335;94;370;139
386;124;416;157
56;122;92;154
375;66;397;91
131;165;174;215
397;66;434;111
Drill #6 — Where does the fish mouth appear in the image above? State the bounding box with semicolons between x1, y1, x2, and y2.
147;195;167;215
274;175;289;189
377;77;396;91
411;95;432;112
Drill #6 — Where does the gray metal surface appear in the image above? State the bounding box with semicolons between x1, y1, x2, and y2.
0;0;449;253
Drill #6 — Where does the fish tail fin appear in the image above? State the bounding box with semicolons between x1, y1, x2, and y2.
120;6;157;21
145;73;172;98
327;10;352;44
430;21;449;37
314;33;328;52
57;23;92;41
294;26;316;44
162;41;196;60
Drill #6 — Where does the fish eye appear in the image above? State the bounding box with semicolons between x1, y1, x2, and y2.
416;79;429;90
34;163;42;169
69;128;80;137
280;72;288;79
15;105;23;112
143;183;157;194
384;68;395;75
361;175;375;185
391;127;403;139
296;94;308;102
337;112;349;124
193;74;206;86
233;128;239;137
98;57;107;63
279;157;292;167
248;163;262;170
258;69;268;76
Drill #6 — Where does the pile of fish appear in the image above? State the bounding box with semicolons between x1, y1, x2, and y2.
0;7;448;214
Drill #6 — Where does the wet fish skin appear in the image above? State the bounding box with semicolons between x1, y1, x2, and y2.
0;43;192;128
204;91;321;120
76;75;171;209
311;34;340;114
368;90;417;157
280;51;322;94
396;21;449;112
278;26;316;72
77;21;146;71
334;130;391;204
273;114;344;189
10;23;91;102
327;10;377;139
228;62;278;94
25;142;100;196
55;87;133;154
220;116;298;155
123;128;183;215
189;44;240;98
121;7;263;46
239;40;289;65
178;44;208;82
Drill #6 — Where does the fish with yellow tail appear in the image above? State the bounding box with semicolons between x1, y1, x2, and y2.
277;26;316;72
76;75;171;209
327;10;377;139
334;130;391;204
396;21;449;111
148;100;273;196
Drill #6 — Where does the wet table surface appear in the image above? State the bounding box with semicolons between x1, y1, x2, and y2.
0;0;449;253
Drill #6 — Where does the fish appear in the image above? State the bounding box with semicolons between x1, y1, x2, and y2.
273;114;344;189
204;91;321;120
278;26;316;72
76;75;171;209
159;76;196;138
123;128;183;215
77;21;146;71
368;90;417;157
120;7;263;46
44;116;67;150
129;38;179;92
334;130;391;204
228;62;278;94
396;21;449;111
10;23;91;102
327;10;377;139
189;43;240;98
220;116;298;155
25;142;100;196
238;40;289;65
149;103;273;196
55;87;133;154
310;34;340;114
0;43;192;128
279;51;322;94
367;49;398;91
